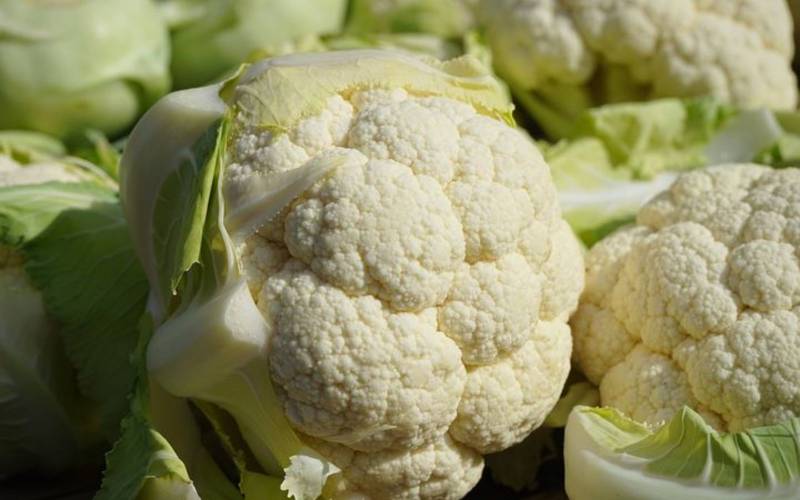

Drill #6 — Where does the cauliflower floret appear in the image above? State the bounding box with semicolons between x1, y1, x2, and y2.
479;0;594;88
573;164;800;431
450;321;572;453
307;434;483;500
479;0;798;110
223;87;582;498
264;261;467;452
284;155;465;312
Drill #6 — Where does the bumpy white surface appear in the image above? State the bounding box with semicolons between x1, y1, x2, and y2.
572;165;800;432
227;90;582;498
479;0;798;109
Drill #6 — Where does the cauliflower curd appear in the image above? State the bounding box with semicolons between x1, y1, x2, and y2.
231;87;580;498
572;164;800;432
122;50;583;499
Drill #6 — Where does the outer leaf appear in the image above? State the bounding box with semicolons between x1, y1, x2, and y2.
344;0;474;38
152;121;224;306
97;317;239;500
97;411;196;500
0;181;115;247
0;130;66;161
0;267;83;478
545;98;789;246
228;49;514;133
565;406;800;500
543;138;676;247
22;192;149;438
120;84;227;317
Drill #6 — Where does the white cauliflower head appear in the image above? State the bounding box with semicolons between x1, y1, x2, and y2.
233;74;581;497
572;164;800;432
124;50;583;500
479;0;797;136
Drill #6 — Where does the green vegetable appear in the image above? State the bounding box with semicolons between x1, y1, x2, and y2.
545;98;794;246
345;0;475;38
0;139;139;478
565;406;800;499
0;0;170;141
158;0;348;89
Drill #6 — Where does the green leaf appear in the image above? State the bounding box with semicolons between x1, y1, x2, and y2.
96;316;240;500
69;130;124;181
228;50;514;133
240;471;289;500
166;0;348;89
0;267;84;478
151;120;224;307
543;137;676;247
542;97;786;247
22;193;149;439
565;406;800;499
344;0;473;38
97;412;195;500
0;130;66;162
0;181;116;247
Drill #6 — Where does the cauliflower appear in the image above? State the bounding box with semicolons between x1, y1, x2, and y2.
572;164;800;432
478;0;798;138
121;50;583;499
0;152;100;478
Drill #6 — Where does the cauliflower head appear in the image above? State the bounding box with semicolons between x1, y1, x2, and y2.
572;164;800;432
123;50;583;500
479;0;798;137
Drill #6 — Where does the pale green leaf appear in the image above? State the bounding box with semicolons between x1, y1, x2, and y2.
22;192;149;438
565;406;800;499
0;181;115;247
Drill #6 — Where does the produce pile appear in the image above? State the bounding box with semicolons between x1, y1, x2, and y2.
1;1;800;499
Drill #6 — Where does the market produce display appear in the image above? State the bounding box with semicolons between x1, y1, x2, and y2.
1;1;800;499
